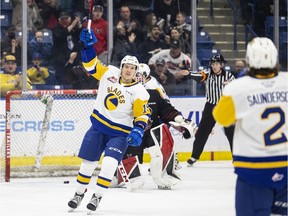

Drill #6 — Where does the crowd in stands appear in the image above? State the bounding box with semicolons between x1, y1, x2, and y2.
0;0;287;98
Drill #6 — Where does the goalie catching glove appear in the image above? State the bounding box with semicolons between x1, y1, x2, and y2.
169;115;197;139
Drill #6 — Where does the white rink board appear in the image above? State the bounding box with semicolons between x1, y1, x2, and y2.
169;97;230;152
0;97;230;155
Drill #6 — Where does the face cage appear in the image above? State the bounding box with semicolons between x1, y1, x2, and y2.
135;72;147;86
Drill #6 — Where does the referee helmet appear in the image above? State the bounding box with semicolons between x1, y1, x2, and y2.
210;54;226;64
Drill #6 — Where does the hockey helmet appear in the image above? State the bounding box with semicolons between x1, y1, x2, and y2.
136;63;151;85
120;55;139;70
246;37;277;69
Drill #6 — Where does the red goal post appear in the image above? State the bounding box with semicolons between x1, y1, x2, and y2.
2;89;98;182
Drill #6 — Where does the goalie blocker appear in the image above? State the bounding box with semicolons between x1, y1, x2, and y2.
115;124;181;190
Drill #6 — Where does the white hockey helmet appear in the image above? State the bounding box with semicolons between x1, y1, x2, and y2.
120;55;139;70
136;63;151;85
246;37;278;69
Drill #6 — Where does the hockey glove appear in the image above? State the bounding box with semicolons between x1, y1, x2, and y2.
126;126;144;147
80;28;98;47
169;115;197;139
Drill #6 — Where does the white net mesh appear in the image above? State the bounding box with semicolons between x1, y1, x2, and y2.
2;90;97;181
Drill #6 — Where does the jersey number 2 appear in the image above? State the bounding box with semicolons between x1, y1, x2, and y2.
262;107;287;146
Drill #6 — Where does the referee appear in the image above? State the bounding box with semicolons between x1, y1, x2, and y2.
180;54;235;166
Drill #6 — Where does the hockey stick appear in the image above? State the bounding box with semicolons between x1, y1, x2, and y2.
87;0;94;34
117;161;133;191
34;95;54;170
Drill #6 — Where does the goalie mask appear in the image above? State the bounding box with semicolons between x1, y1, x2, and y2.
135;63;151;85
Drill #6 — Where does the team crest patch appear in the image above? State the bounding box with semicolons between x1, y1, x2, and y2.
107;76;118;83
104;93;118;110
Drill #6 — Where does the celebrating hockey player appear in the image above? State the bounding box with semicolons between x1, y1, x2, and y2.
67;28;151;213
121;63;197;190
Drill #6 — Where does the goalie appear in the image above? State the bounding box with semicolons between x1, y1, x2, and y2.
120;63;197;190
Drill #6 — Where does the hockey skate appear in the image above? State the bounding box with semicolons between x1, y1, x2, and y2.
187;157;197;166
87;193;102;212
68;192;84;211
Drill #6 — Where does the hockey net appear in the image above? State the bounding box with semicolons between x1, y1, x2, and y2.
1;89;97;182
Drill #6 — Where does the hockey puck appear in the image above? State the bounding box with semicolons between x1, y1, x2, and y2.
64;180;70;184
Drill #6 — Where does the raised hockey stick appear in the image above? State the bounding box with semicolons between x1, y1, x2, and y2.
34;95;54;170
87;0;94;34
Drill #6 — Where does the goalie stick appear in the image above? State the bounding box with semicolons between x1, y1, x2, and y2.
34;95;54;170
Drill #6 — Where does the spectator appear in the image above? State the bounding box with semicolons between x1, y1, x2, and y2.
64;52;99;89
150;57;176;95
38;0;61;29
231;59;247;78
138;25;169;64
166;27;191;56
119;0;154;24
28;30;53;65
10;33;22;65
142;12;158;39
1;25;17;55
154;0;179;30
65;65;99;89
148;39;192;83
83;5;108;64
52;11;82;84
0;55;31;98
110;21;138;67
115;5;144;44
173;11;188;34
12;0;43;31
27;53;50;85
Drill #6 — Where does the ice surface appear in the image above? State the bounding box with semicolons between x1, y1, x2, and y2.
0;161;236;216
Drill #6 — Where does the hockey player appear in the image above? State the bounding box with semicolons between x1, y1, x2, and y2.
213;37;288;216
122;63;197;190
137;63;170;100
67;28;151;213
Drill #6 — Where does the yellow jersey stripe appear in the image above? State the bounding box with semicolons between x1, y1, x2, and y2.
91;112;130;133
233;161;288;169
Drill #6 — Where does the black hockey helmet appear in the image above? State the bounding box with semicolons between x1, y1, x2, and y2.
210;54;226;64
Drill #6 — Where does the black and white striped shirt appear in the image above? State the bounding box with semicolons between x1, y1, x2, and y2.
189;68;235;104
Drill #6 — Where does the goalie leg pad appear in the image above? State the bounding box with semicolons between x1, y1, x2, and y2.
150;124;180;177
117;156;144;191
147;145;173;187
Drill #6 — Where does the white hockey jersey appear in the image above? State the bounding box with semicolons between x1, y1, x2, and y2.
213;72;288;187
145;76;170;100
148;49;191;75
81;47;150;137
